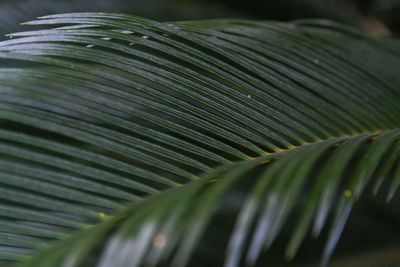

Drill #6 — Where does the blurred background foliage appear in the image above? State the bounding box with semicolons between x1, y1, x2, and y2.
1;0;400;40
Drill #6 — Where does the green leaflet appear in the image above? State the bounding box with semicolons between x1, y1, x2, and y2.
0;12;398;267
12;132;400;267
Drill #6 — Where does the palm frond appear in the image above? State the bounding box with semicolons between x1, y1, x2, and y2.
0;0;226;40
0;13;399;266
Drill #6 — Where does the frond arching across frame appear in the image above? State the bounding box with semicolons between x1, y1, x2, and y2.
0;13;398;266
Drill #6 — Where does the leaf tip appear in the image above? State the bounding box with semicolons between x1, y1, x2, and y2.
386;193;394;203
372;187;379;196
311;230;319;239
284;250;295;262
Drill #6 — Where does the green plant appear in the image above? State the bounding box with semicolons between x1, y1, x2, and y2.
0;12;399;267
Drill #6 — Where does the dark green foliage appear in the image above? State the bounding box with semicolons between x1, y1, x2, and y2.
0;13;399;267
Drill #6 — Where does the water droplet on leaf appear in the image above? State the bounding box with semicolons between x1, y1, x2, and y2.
121;30;134;34
153;234;167;248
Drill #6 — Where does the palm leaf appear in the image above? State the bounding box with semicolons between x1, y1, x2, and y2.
0;13;399;266
0;0;229;40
